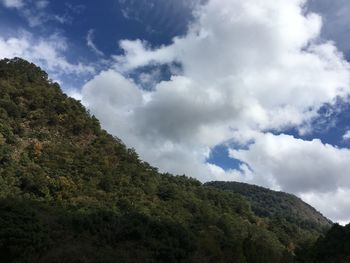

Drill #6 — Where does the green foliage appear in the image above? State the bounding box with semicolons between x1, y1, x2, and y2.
304;223;350;263
0;200;50;263
0;58;333;262
205;182;331;229
205;182;333;259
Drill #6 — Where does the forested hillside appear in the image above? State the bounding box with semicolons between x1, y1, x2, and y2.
205;182;331;231
0;58;337;262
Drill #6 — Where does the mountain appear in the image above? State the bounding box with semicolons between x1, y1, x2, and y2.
0;58;334;262
205;181;331;231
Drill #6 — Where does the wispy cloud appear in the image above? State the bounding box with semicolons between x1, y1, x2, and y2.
0;0;72;27
0;30;95;78
0;0;24;8
35;0;48;9
86;29;104;56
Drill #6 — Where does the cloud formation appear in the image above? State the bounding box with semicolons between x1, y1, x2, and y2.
308;0;350;56
343;130;350;140
0;0;70;27
301;188;350;224
86;29;104;57
1;0;24;8
0;31;95;79
79;0;350;222
230;133;350;193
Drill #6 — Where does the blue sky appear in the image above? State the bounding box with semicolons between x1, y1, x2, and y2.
2;0;350;223
0;0;196;88
0;0;195;54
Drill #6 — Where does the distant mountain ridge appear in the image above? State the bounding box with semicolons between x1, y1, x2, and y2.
205;181;331;231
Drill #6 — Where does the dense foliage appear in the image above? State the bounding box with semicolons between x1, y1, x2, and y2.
205;182;340;262
0;58;334;262
205;182;331;231
306;223;350;262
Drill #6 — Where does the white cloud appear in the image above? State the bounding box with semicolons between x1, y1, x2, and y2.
81;0;350;222
0;31;95;78
343;130;350;140
113;39;176;72
1;0;24;8
86;29;104;56
82;69;143;111
1;0;70;27
113;0;350;133
229;133;350;193
301;188;350;224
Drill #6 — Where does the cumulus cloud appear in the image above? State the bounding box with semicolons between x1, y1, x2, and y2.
0;31;95;78
113;0;349;133
229;133;350;193
81;0;350;222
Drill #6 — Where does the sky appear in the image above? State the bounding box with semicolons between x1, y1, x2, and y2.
1;0;350;224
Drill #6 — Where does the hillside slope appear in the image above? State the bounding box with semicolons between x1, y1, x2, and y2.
205;181;331;230
0;58;330;262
